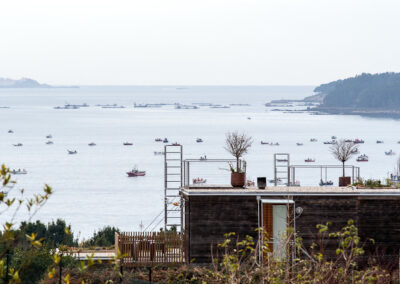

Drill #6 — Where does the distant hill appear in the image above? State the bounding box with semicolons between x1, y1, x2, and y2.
315;72;400;109
0;77;51;88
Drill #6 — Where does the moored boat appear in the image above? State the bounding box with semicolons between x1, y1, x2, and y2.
163;138;168;143
193;177;207;184
68;150;77;155
196;138;203;143
356;154;368;162
155;138;162;142
126;168;146;177
305;158;315;162
123;142;133;146
261;141;269;145
46;141;54;145
319;179;333;186
88;142;96;146
13;143;23;147
310;138;317;142
296;143;303;146
385;150;395;156
46;135;52;139
11;169;27;175
376;140;384;144
353;139;364;144
8;129;13;133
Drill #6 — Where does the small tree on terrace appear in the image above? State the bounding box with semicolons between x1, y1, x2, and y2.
330;139;358;178
224;131;253;173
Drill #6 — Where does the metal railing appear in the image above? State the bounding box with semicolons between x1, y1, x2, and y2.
183;158;240;188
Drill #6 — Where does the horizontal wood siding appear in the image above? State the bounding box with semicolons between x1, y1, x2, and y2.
184;194;400;263
186;196;259;263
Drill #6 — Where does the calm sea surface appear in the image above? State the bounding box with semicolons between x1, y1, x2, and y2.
1;86;399;238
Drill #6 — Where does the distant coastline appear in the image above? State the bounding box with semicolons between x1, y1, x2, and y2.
265;73;400;119
0;77;78;88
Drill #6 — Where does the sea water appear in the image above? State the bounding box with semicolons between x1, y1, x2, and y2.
1;86;399;238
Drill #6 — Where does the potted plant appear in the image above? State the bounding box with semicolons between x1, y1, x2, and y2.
224;131;253;187
330;139;358;186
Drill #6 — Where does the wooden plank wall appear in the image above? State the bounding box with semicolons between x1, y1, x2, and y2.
185;195;259;263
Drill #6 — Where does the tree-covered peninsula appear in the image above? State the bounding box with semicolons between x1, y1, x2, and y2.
316;72;400;109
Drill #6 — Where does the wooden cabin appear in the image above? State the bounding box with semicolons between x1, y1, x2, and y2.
180;186;400;263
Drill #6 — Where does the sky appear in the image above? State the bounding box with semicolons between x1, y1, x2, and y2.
0;0;400;86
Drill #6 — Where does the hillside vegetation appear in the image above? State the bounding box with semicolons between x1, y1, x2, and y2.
315;72;400;109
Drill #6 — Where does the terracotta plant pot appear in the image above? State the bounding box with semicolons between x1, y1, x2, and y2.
339;176;351;187
231;172;246;188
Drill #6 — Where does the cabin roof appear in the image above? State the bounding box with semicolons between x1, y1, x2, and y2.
180;186;400;196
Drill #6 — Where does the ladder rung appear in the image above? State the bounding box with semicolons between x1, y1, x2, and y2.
166;224;181;226
167;166;181;168
166;188;180;190
167;173;181;176
166;151;182;154
166;195;180;197
167;180;181;182
165;159;181;161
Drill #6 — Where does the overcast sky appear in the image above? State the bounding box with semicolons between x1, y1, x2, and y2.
0;0;399;85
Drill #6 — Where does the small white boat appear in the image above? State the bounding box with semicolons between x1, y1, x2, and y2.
8;130;13;133
376;140;384;144
305;158;315;162
127;168;146;177
13;143;23;147
11;169;27;175
357;154;368;162
310;138;317;142
68;150;77;155
123;142;133;146
88;142;96;146
193;177;207;184
46;141;54;145
196;138;203;143
296;143;303;146
385;150;395;156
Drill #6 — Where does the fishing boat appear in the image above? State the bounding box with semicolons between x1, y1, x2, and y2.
323;140;336;145
319;179;333;186
376;140;384;144
310;138;317;142
68;150;77;155
385;150;395;156
305;158;315;162
296;143;303;146
126;168;146;177
123;142;133;146
193;177;207;184
196;138;203;143
172;142;181;146
350;148;359;154
155;138;162;142
261;141;269;145
13;143;23;147
88;142;96;146
344;139;353;142
353;139;364;144
356;154;368;162
46;141;54;145
11;169;27;175
163;138;168;143
270;142;280;146
46;135;52;139
8;129;13;133
200;155;207;160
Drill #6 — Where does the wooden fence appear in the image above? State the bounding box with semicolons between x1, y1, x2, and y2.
116;232;186;267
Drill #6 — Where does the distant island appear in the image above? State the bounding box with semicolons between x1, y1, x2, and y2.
0;77;78;88
312;72;400;117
